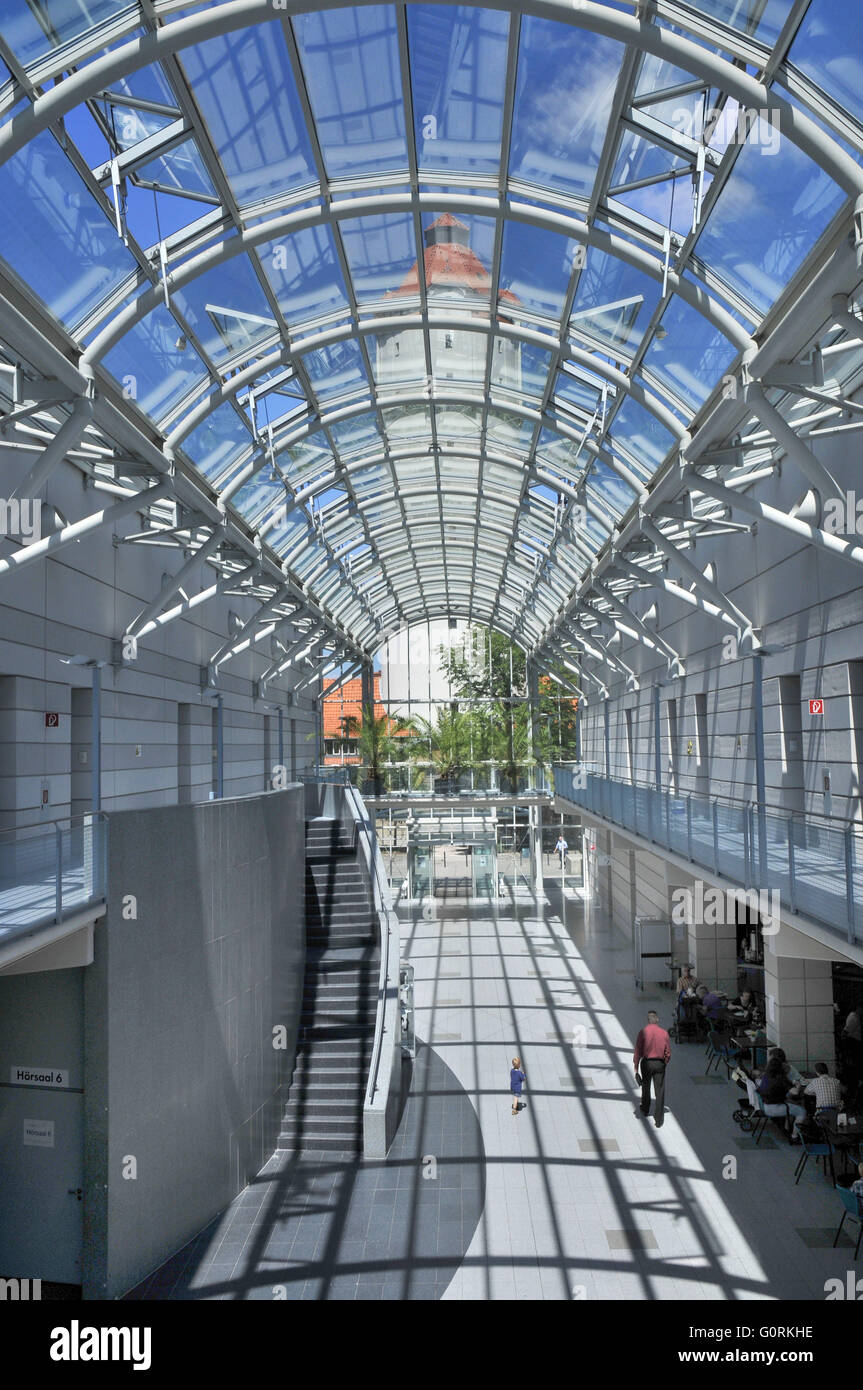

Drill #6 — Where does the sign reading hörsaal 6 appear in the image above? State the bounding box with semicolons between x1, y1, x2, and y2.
10;1065;70;1087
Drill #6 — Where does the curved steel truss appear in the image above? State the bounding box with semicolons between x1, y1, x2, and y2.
1;1;863;692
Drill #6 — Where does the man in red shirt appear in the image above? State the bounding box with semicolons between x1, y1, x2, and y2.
633;1010;672;1128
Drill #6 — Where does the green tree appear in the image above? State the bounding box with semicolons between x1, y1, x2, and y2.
437;625;579;787
343;705;412;794
408;706;473;788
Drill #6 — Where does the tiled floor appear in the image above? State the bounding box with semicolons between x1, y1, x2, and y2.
127;1040;484;1301
403;879;859;1301
131;877;860;1300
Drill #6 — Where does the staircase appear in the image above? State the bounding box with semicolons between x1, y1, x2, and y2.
279;815;380;1155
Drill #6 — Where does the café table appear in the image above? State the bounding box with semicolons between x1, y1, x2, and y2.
731;1028;770;1073
817;1114;863;1172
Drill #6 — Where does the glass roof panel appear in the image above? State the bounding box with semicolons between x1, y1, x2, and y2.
584;455;637;518
294;5;408;180
787;0;863;125
0;129;136;328
172;256;278;364
509;16;623;200
571;248;661;357
609;130;699;240
608;397;675;473
232;470;288;529
695;0;797;45
133;139;217;202
103;305;210;424
693;119;848;313
340;212;416;305
180;22;317;207
408;4;509;175
0;0;133;68
261;224;349;327
641;293;738;408
499;222;576;321
302;339;369;401
182;403;254;485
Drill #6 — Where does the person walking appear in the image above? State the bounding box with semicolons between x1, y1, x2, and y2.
510;1056;526;1116
554;834;568;869
633;1010;672;1128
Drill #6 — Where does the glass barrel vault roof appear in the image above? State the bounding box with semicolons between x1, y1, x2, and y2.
0;1;861;662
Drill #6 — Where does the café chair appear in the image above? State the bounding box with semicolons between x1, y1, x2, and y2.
706;1030;742;1079
832;1186;863;1260
745;1077;791;1146
793;1128;836;1187
676;996;699;1044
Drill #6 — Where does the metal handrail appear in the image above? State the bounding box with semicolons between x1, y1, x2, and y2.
0;811;108;843
554;765;860;833
343;783;398;1125
555;766;859;945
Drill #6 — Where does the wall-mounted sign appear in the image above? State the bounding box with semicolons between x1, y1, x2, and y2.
23;1119;54;1148
11;1065;69;1088
809;699;824;715
44;711;59;728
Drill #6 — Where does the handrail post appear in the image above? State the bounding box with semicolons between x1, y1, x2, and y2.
55;822;63;922
743;804;750;889
664;789;670;847
787;817;797;913
686;797;693;861
845;823;855;943
712;800;719;875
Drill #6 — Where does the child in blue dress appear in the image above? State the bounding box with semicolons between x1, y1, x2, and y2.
510;1056;526;1115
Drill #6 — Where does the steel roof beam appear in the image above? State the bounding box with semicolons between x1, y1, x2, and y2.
125;524;226;639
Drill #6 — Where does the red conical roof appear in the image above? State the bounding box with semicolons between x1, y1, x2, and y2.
386;217;519;305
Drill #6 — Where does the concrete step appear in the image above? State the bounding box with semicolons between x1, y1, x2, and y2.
300;1014;376;1032
282;1096;362;1118
291;1061;366;1082
307;935;376;951
296;1045;372;1067
307;901;373;912
306;917;375;932
302;983;378;1000
277;1135;362;1154
300;1022;374;1041
286;1080;363;1101
301;993;377;1009
280;1115;363;1138
306;883;371;898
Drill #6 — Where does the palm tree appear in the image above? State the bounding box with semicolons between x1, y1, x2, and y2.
343;704;412;795
409;706;473;791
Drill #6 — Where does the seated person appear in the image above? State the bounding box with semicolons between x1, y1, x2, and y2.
677;964;700;997
731;990;755;1018
701;988;726;1022
758;1056;806;1138
803;1062;843;1115
836;1160;863;1198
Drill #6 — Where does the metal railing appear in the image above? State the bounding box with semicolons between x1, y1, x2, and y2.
554;767;859;946
0;813;108;935
342;783;401;1158
298;765;352;785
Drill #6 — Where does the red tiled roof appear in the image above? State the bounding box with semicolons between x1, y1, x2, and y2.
322;673;381;739
386;217;519;305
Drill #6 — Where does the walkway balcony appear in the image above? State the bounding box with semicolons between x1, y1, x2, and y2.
0;814;108;962
554;768;860;947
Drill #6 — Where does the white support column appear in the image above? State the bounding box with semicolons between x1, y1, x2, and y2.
763;933;836;1071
